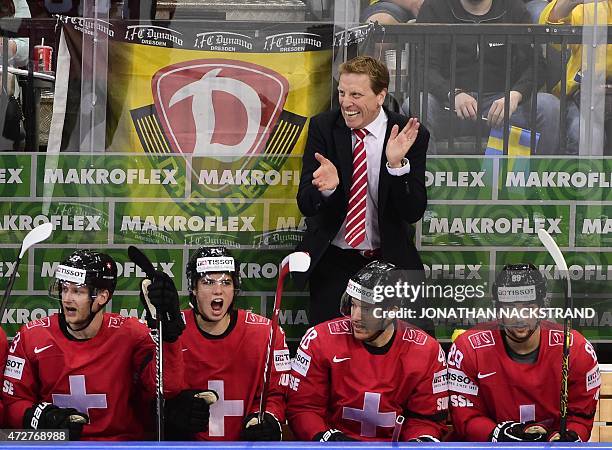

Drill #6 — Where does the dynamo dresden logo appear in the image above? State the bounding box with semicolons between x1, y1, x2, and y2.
151;59;289;161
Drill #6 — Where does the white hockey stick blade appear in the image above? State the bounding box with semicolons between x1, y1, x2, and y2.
537;229;571;296
19;223;53;258
284;252;310;273
537;229;568;272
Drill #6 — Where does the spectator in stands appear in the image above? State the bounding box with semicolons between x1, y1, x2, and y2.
411;0;562;154
0;0;29;150
539;0;611;153
361;0;423;24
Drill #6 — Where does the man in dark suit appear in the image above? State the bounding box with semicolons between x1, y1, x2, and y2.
295;55;429;326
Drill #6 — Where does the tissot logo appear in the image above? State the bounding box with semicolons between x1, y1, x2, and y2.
152;59;289;161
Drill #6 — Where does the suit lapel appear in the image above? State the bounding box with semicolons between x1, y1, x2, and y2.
333;114;353;199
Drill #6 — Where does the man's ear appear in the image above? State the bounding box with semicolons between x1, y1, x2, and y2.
377;88;388;107
94;289;111;309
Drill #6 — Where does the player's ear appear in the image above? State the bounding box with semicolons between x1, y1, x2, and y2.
94;289;111;309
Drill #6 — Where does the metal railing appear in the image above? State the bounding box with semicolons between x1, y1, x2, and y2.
373;24;612;155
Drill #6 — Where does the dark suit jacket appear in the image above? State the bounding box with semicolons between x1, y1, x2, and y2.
295;106;429;287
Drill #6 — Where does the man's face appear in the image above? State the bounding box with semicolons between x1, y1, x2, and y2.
338;73;386;130
350;298;382;341
61;282;104;328
193;273;235;321
500;302;539;341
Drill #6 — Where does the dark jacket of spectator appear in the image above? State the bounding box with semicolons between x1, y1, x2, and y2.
417;0;534;101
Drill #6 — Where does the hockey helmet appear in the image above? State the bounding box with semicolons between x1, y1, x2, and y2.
49;250;117;300
340;260;400;316
492;263;547;305
187;246;241;300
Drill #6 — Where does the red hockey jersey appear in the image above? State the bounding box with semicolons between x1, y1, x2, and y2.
178;309;289;441
1;313;184;440
287;318;449;441
448;322;599;441
0;328;7;426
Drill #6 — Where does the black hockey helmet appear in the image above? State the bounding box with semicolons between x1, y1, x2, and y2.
340;260;400;316
49;249;117;300
187;246;240;302
492;263;547;306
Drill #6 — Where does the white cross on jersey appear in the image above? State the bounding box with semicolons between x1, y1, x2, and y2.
52;375;108;416
208;380;244;436
342;392;396;437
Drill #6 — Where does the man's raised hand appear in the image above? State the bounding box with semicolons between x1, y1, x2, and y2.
386;117;420;168
312;152;339;192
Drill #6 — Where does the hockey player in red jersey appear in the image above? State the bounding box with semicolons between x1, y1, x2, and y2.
1;250;185;440
287;260;449;442
163;246;290;441
448;264;600;442
0;327;7;425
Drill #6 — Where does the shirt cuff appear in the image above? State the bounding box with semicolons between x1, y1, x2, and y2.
386;158;410;176
321;187;336;198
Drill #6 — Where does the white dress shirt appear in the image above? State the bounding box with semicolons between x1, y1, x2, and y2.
326;107;411;250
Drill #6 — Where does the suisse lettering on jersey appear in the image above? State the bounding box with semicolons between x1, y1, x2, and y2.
328;320;351;335
26;317;50;329
402;328;427;345
549;330;574;347
245;312;269;325
468;330;495;349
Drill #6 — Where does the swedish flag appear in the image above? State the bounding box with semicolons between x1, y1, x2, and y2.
485;125;539;156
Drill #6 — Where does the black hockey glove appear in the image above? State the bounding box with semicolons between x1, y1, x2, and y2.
141;271;185;343
549;430;581;442
240;412;282;441
165;389;218;435
489;421;548;442
313;428;357;441
23;402;88;441
408;435;440;442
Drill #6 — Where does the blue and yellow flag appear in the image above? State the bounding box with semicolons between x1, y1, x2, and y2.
485;125;540;157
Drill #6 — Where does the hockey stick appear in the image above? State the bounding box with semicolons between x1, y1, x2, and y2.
127;245;164;441
537;229;571;439
0;223;53;324
258;252;310;422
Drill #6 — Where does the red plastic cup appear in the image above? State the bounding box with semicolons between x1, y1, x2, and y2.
34;45;53;72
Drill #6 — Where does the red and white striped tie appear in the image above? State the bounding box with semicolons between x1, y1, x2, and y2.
345;128;368;248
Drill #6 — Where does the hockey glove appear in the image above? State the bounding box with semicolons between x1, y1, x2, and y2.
490;421;548;442
240;412;282;441
144;271;185;343
165;389;218;434
313;428;357;441
549;430;581;442
24;402;88;441
408;435;440;442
